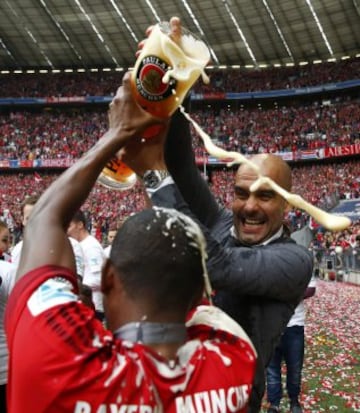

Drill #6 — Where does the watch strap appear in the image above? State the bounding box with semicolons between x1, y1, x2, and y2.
142;170;174;194
142;170;170;182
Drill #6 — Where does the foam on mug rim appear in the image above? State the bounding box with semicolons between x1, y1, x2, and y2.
157;23;210;85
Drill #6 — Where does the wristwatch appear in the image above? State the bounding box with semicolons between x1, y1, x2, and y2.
142;170;170;190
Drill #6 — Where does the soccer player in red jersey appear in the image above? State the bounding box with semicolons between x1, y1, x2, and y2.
5;72;256;412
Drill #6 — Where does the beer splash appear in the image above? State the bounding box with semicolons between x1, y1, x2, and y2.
180;107;351;232
160;26;210;86
250;177;351;232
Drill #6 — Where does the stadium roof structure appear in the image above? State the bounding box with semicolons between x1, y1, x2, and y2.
0;0;359;71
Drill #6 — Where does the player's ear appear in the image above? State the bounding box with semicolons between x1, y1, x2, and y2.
101;259;115;294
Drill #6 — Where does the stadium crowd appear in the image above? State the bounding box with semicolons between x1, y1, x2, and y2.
190;98;359;156
0;57;358;98
193;57;360;93
0;58;359;258
1;97;359;160
1;58;359;255
1;160;359;247
0;56;359;413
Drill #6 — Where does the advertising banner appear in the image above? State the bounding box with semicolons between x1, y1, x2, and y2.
324;144;360;158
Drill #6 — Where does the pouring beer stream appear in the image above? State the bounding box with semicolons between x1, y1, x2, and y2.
180;107;351;232
99;17;351;233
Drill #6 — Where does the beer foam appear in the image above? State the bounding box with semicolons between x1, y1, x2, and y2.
180;107;351;232
180;107;260;174
251;177;351;232
159;25;210;84
153;206;212;301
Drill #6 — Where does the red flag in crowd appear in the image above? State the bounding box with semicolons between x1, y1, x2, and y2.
34;172;43;183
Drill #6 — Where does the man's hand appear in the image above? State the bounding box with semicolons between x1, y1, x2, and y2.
121;123;170;178
136;16;182;59
108;72;165;141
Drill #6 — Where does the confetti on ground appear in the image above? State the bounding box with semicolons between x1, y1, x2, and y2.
261;280;360;412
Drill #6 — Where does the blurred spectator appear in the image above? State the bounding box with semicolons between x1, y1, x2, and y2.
103;223;122;258
0;221;12;262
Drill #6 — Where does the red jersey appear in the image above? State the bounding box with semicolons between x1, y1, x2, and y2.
5;265;256;413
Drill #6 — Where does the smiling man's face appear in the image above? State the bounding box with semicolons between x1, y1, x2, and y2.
232;154;291;245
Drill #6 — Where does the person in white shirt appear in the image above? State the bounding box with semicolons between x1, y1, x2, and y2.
0;260;16;412
68;236;85;279
67;210;106;320
68;236;94;310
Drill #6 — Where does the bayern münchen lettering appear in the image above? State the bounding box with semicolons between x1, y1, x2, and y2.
73;385;250;413
73;402;160;413
175;385;250;413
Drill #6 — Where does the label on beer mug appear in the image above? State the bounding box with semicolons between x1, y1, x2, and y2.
135;55;177;102
131;22;209;120
105;158;133;181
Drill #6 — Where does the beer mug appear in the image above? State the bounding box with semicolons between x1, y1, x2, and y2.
98;20;210;191
97;157;137;191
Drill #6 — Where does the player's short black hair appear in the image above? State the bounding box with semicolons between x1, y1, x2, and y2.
71;210;87;227
110;207;206;314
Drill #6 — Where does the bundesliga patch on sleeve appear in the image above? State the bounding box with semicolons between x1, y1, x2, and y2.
88;256;102;273
27;277;78;316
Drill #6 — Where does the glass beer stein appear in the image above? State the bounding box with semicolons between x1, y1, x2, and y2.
97;21;210;191
97;157;137;191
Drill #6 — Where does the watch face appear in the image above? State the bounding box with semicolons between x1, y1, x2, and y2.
143;170;169;189
144;171;161;189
